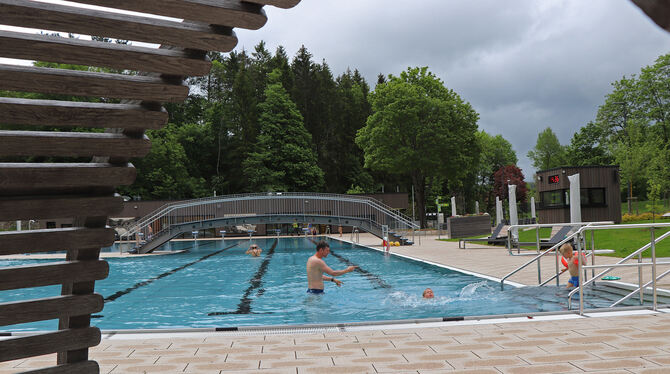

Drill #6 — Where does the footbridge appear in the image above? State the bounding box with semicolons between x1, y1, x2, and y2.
120;192;419;253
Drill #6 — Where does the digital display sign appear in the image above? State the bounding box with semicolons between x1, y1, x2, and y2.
548;175;560;184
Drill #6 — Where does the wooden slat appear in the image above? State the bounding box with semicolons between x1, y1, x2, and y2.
244;0;300;9
0;131;151;158
0;97;168;130
0;327;100;362
0;195;122;221
0;31;211;76
0;0;237;52
0;163;136;194
0;227;114;256
632;0;670;32
0;261;109;291
0;65;188;103
0;294;103;326
75;0;268;30
21;361;99;374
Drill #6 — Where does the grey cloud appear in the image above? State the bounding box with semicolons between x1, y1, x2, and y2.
235;0;670;178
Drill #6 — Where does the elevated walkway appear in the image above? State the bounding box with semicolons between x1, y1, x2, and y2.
120;193;419;253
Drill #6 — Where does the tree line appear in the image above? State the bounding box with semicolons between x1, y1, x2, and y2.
1;38;528;227
526;52;670;210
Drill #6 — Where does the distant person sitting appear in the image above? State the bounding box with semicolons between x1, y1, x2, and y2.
422;288;434;299
559;243;583;288
246;244;262;257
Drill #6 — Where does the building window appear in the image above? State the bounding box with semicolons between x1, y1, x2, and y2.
581;188;606;206
46;221;56;229
540;190;566;208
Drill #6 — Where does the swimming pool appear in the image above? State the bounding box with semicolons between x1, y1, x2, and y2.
0;237;635;331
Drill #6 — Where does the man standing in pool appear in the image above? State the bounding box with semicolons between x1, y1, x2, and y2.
306;241;357;294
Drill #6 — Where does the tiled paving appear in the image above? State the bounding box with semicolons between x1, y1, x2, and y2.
2;234;670;373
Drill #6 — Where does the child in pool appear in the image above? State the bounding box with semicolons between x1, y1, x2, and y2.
558;242;584;288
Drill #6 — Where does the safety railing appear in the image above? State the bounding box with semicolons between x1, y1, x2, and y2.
567;223;670;314
120;192;419;248
500;221;614;289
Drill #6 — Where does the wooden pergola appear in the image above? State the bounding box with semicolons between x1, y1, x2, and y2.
0;1;299;373
0;0;665;373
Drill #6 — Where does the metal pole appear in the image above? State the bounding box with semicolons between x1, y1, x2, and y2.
577;232;584;315
536;226;541;284
591;231;595;282
651;227;657;311
638;249;644;305
411;185;415;224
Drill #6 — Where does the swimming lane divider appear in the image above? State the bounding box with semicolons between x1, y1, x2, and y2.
103;242;238;303
329;250;392;289
208;238;278;316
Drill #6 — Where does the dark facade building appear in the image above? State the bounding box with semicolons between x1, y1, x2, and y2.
536;166;621;224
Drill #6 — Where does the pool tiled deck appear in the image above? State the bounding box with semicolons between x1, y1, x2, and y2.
3;234;670;373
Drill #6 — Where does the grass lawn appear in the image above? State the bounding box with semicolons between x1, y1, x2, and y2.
441;220;670;258
622;199;670;215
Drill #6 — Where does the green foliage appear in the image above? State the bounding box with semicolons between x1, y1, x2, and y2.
242;69;324;192
527;127;566;171
564;121;613;166
356;66;479;227
594;52;670;201
474;131;518;213
119;124;208;199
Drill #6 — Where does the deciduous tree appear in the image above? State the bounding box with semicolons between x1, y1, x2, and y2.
356;67;479;227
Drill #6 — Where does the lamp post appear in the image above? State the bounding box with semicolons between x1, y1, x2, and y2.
613;101;632;214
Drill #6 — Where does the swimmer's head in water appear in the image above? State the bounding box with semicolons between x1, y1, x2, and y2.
422;288;434;299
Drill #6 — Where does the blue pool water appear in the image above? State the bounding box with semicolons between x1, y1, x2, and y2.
1;237;627;331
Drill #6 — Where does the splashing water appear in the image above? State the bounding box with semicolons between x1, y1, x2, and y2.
384;291;455;308
459;281;493;298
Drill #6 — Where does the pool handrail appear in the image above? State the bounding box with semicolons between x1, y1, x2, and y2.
500;228;584;290
567;222;670;313
610;268;670;307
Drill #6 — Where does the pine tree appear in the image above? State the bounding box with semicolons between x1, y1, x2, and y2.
243;69;324;192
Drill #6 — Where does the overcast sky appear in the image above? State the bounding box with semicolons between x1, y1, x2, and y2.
235;0;670;179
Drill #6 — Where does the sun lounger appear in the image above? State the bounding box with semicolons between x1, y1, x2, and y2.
511;225;574;250
459;223;507;249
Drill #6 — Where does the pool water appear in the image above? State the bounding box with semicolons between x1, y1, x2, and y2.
0;237;634;331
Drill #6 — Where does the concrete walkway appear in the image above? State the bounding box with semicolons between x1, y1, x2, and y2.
3;234;670;373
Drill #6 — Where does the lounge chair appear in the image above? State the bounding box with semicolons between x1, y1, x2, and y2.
459;223;507;249
510;225;574;251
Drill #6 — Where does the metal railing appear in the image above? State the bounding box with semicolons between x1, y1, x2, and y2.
500;221;615;289
119;192;419;248
567;223;670;314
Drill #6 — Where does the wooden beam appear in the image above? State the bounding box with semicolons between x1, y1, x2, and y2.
0;131;151;158
0;97;168;130
243;0;300;9
0;0;237;52
0;163;136;194
0;294;103;326
0;227;115;256
632;0;670;32
0;65;188;103
0;328;101;362
74;0;268;30
0;261;109;291
0;31;211;76
20;361;99;374
0;195;122;221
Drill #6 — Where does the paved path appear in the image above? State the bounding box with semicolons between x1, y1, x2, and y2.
3;234;670;373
